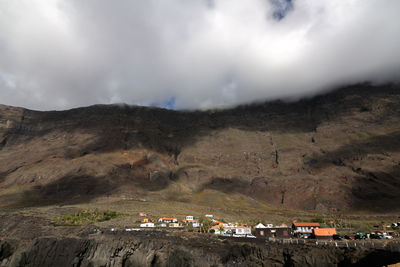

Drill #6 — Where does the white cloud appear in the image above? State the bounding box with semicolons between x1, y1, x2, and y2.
0;0;399;110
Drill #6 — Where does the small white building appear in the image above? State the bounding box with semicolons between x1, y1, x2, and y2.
210;225;222;234
140;222;155;228
222;223;235;231
234;226;251;236
158;218;178;223
255;223;267;229
183;215;199;228
192;222;200;228
205;214;213;218
292;222;320;237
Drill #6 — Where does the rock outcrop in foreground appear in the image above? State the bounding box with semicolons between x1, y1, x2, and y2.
1;232;400;267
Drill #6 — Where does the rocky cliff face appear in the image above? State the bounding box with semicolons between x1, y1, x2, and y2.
1;233;399;267
0;84;399;211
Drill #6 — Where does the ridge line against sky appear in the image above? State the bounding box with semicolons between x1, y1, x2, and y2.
0;0;400;110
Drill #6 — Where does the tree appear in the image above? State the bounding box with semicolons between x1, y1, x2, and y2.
198;216;213;233
219;225;225;234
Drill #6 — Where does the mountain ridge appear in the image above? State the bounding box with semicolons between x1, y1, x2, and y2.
0;84;399;211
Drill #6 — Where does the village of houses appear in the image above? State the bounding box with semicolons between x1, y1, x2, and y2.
113;212;399;241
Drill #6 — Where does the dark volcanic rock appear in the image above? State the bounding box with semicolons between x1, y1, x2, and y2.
0;235;399;267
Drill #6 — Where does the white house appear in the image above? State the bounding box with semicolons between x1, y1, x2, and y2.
140;222;155;228
183;216;199;227
158;218;178;223
205;214;213;218
255;223;266;229
222;223;235;231
192;222;200;228
210;224;233;235
234;226;251;236
169;223;181;228
292;222;320;237
210;225;222;234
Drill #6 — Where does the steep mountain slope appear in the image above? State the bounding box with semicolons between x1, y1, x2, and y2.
0;84;399;211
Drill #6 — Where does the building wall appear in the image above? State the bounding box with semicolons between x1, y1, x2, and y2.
292;226;319;235
255;228;292;238
235;228;251;235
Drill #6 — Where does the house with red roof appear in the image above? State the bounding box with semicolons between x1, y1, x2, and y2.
183;216;200;228
312;228;337;239
209;225;223;235
292;221;320;238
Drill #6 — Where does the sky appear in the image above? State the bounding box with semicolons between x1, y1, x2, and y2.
0;0;400;110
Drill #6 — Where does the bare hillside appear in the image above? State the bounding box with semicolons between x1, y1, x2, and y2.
0;84;399;211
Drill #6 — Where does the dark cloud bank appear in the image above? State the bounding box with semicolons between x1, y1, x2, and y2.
0;0;400;110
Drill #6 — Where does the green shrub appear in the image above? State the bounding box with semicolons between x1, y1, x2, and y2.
55;209;121;226
311;217;324;223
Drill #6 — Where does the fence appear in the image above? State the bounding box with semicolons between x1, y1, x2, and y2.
267;238;400;252
218;236;265;243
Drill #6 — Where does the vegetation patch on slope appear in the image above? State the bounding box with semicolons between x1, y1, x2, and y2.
54;209;122;226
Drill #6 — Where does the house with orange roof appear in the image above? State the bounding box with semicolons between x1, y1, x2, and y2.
213;220;224;226
183;216;200;228
378;230;395;236
312;228;337;239
210;225;223;235
292;222;320;238
210;224;237;235
183;219;198;223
